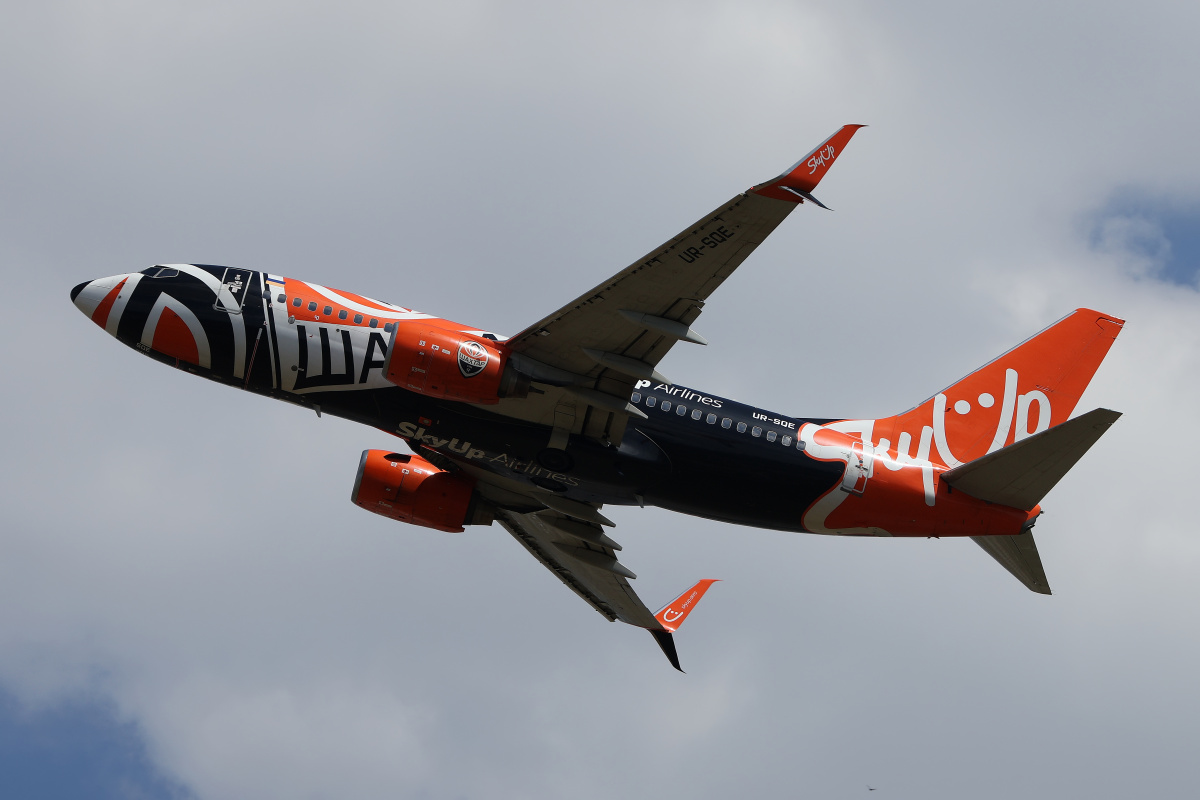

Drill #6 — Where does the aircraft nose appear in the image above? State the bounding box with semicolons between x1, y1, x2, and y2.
71;273;131;325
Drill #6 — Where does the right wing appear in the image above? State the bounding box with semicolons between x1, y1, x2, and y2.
420;444;718;669
495;506;719;671
495;507;661;628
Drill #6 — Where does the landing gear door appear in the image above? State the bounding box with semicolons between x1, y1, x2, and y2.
214;268;255;314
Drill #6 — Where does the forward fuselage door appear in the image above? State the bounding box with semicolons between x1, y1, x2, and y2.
214;268;255;314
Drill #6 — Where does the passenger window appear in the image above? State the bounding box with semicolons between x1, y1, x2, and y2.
646;396;657;408
354;314;363;324
338;310;348;320
782;435;793;447
736;422;747;433
276;294;286;303
676;405;687;416
797;439;806;451
292;297;302;307
323;305;333;315
631;392;642;404
369;319;378;328
706;413;717;424
661;401;672;412
766;431;777;442
721;418;732;429
308;301;317;312
384;322;395;332
751;426;762;437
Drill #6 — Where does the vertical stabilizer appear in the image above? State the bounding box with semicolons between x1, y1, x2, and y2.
875;309;1124;469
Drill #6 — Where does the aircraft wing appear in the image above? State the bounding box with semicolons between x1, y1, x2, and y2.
495;507;661;628
417;445;718;669
490;125;865;446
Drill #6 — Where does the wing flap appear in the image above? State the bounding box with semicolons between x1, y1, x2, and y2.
496;508;661;628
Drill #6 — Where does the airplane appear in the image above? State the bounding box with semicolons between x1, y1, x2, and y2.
69;125;1124;671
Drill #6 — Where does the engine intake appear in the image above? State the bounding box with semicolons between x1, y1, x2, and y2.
351;450;491;532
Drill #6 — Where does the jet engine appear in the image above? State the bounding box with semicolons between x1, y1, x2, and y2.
384;324;527;403
351;449;492;532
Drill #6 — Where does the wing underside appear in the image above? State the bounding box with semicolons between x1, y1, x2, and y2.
484;125;866;448
495;508;661;629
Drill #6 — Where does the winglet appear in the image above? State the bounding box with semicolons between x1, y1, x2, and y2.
648;579;719;672
654;578;720;632
750;124;866;205
650;629;683;672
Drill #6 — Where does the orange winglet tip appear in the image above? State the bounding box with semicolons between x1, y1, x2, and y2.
654;578;720;633
750;124;866;203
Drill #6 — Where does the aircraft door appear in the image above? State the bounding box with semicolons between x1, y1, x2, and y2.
214;268;255;314
841;441;871;495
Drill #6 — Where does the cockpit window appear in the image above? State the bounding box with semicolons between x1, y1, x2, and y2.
141;267;179;278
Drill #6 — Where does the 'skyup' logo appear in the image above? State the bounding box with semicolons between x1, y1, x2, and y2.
457;341;489;378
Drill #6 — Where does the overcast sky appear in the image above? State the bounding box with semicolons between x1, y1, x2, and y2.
3;1;1200;798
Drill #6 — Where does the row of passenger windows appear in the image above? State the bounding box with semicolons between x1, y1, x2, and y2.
279;295;394;331
630;392;804;449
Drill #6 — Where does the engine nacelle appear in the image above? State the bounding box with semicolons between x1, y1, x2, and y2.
351;450;491;532
384;323;521;404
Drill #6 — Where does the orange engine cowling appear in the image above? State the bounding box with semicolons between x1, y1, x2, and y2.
384;324;516;404
351;450;490;532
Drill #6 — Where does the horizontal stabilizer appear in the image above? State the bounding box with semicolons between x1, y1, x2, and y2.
942;408;1122;511
970;530;1052;595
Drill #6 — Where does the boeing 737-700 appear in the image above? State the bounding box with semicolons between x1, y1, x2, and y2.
70;125;1123;669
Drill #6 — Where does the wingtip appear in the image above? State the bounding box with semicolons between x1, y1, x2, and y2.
650;629;684;672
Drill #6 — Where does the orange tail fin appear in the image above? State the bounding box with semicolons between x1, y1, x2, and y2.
875;309;1124;469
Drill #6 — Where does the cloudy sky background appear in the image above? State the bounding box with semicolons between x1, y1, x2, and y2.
2;1;1199;797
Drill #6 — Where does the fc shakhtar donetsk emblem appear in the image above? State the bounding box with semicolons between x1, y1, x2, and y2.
457;341;489;377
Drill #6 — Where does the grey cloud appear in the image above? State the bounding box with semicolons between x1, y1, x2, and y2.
2;1;1200;798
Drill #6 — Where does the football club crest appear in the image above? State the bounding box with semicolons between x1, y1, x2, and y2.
457;340;489;377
